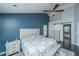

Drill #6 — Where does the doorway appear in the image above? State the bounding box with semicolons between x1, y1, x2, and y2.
63;24;71;50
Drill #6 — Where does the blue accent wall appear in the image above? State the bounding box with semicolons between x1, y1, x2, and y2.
0;13;49;53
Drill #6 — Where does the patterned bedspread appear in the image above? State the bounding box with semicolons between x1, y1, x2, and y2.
21;36;57;56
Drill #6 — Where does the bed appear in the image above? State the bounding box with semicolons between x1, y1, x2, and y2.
20;28;61;56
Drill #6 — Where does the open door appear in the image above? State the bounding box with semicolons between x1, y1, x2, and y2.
63;24;71;50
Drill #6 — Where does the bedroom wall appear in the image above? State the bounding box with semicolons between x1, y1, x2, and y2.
74;4;79;46
49;12;61;22
49;6;75;45
61;6;74;22
74;4;79;55
0;13;49;53
61;6;75;46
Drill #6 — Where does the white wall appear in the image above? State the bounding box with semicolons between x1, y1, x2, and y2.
61;6;74;22
49;6;75;45
49;6;74;22
61;6;75;45
74;4;79;46
49;13;61;22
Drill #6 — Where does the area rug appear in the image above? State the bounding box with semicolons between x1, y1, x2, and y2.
55;48;75;56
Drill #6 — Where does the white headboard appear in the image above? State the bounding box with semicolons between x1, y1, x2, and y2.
20;28;40;39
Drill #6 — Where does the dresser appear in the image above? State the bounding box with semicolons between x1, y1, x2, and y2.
5;39;20;56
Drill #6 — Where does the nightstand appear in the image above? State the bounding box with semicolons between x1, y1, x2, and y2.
5;39;20;56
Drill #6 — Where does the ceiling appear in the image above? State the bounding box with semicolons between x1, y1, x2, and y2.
0;3;76;13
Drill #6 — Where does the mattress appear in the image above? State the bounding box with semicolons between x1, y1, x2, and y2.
21;35;58;56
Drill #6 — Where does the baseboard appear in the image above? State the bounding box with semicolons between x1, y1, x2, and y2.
0;51;6;56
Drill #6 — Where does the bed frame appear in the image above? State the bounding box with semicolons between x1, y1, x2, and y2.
20;28;61;56
20;28;40;39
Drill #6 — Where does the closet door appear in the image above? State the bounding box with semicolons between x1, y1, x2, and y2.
49;22;63;42
48;22;54;39
54;24;63;42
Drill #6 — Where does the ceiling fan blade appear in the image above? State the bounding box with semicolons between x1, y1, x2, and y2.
43;10;51;12
54;10;64;12
53;4;59;11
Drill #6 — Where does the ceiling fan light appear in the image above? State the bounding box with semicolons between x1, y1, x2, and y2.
13;4;18;7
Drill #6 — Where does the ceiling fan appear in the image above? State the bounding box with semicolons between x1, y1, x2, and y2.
43;4;64;14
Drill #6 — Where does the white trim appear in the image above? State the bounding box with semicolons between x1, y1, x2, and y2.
0;51;6;55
